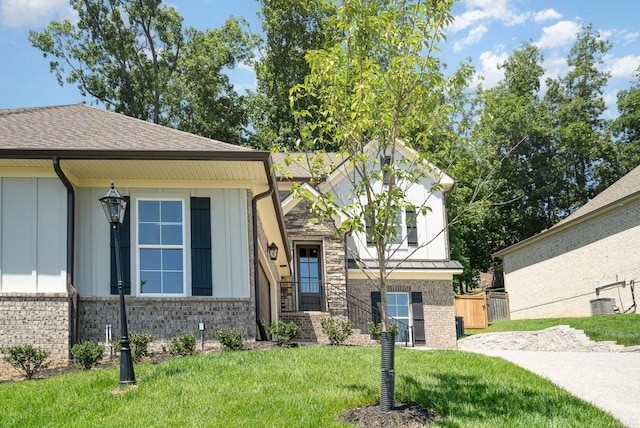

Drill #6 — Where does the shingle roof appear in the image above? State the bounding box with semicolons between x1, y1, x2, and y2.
0;104;253;154
554;163;640;227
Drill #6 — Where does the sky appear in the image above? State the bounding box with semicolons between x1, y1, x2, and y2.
1;0;639;119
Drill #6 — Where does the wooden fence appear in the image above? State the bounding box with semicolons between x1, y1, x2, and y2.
454;291;510;329
454;292;487;329
486;291;510;322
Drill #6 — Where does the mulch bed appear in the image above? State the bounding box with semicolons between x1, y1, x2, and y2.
339;402;439;427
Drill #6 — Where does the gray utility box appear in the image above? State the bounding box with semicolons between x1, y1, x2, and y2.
590;298;616;316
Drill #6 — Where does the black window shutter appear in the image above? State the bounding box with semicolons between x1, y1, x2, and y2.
191;197;213;296
411;292;426;345
110;196;131;295
370;291;382;324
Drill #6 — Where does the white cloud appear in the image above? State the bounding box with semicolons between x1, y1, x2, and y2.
605;55;640;79
449;0;561;34
474;48;509;89
535;21;581;49
533;9;562;22
623;31;640;46
0;0;76;28
453;24;488;52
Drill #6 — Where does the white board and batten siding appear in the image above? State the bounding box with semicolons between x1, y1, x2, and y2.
75;187;250;298
0;178;67;293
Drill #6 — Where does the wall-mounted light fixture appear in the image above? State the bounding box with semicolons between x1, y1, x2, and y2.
267;242;278;260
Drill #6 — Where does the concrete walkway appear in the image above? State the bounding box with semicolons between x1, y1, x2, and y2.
467;349;640;428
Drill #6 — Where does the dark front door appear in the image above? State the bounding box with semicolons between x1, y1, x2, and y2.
297;245;322;311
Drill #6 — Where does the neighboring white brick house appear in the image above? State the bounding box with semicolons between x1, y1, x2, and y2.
495;164;640;319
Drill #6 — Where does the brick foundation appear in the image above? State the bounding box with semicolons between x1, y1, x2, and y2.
0;293;71;378
78;297;255;352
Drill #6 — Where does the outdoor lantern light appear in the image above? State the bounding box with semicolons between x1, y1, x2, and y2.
100;182;135;386
268;242;278;260
99;182;128;224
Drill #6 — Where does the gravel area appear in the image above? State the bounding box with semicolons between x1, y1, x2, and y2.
457;325;640;352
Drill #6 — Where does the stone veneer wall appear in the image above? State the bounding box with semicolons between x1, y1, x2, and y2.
281;196;347;313
348;278;457;349
78;297;255;351
0;293;71;378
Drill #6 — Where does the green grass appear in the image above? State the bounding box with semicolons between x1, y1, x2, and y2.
467;313;640;346
0;346;623;427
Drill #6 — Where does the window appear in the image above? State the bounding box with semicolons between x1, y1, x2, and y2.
381;155;392;185
406;209;418;246
137;199;185;295
387;292;411;343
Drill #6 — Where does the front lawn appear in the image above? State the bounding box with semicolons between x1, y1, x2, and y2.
0;346;623;427
467;313;640;346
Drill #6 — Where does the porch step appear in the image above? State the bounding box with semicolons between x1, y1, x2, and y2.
280;311;377;346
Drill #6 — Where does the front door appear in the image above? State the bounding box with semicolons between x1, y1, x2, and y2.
297;245;322;311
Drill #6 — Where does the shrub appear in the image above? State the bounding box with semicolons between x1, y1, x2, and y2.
215;327;245;351
2;345;51;380
368;322;399;341
168;333;197;356
320;317;353;345
112;332;153;363
265;320;300;347
71;341;105;370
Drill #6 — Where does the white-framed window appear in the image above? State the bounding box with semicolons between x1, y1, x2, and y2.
387;292;411;343
136;198;186;296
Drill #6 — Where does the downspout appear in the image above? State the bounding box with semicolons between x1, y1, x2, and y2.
252;158;276;341
52;157;79;349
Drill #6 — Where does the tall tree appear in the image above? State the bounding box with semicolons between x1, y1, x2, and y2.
612;68;640;174
545;24;614;210
29;0;255;144
249;0;338;149
288;0;468;411
475;43;558;253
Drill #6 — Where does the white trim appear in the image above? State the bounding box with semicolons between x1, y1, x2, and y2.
348;268;460;280
133;194;191;297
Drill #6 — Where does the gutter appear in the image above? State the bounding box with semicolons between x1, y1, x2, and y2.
52;157;79;349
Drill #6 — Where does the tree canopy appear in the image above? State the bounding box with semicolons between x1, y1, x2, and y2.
29;0;256;144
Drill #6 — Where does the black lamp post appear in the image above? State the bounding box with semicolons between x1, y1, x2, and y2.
99;182;136;386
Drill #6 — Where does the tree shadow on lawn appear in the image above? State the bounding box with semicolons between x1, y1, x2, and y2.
396;372;599;427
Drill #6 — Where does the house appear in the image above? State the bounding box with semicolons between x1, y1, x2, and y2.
0;104;289;369
273;141;463;348
494;164;640;319
0;105;462;375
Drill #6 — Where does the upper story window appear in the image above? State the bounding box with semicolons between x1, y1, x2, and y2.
406;209;418;246
137;199;185;296
381;155;392;185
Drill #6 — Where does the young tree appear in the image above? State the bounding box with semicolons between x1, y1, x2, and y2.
29;0;255;144
287;0;469;411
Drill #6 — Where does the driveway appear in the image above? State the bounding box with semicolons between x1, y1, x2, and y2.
457;328;640;428
467;350;640;428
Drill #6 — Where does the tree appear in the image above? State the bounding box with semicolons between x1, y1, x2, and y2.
249;0;338;149
612;68;640;174
287;0;468;411
545;24;615;211
474;43;558;253
29;0;255;144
